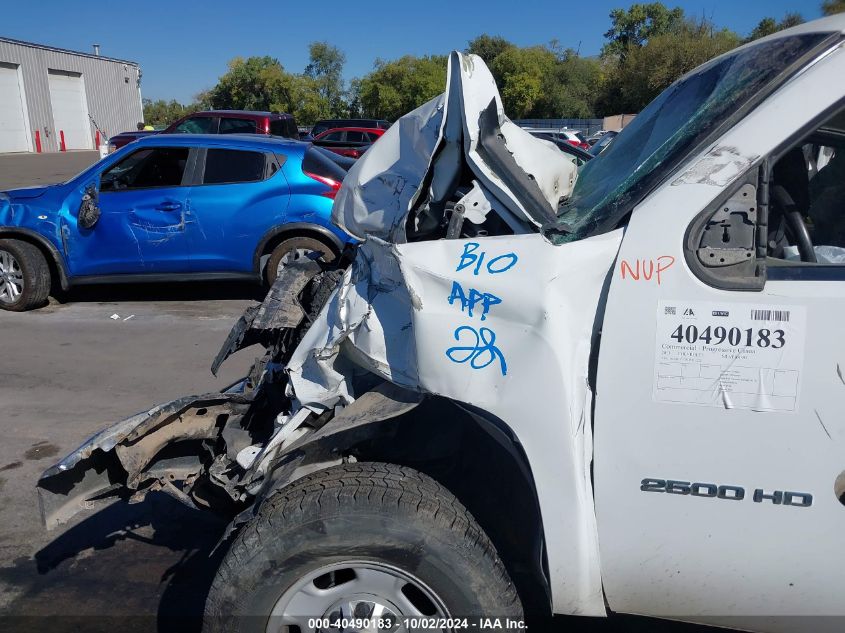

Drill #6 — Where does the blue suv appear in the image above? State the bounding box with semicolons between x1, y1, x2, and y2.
0;135;353;311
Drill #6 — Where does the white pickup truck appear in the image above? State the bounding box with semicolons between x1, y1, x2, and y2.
38;15;845;633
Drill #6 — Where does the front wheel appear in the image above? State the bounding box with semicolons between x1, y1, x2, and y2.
0;239;51;312
204;462;522;632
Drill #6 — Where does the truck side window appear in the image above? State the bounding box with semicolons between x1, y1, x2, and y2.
767;106;845;266
172;117;217;134
219;118;258;134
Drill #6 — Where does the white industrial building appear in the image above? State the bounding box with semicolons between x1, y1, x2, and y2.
0;37;143;153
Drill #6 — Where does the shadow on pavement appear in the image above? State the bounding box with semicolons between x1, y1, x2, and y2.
0;494;722;633
0;492;229;633
54;280;265;305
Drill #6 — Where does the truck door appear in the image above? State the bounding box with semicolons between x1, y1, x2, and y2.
593;91;845;628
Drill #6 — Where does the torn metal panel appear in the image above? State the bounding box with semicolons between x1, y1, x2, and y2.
37;392;252;529
211;252;324;375
333;51;577;242
286;238;421;412
332;94;447;242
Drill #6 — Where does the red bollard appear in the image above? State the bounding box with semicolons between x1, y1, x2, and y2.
59;130;66;152
35;130;42;153
95;130;100;147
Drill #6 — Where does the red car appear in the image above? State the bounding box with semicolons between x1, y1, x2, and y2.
108;110;298;152
312;127;386;159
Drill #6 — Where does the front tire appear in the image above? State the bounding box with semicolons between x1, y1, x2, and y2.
0;239;51;312
265;236;336;286
204;462;522;632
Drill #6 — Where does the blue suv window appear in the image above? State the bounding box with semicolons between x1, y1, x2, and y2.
101;147;190;191
203;149;266;184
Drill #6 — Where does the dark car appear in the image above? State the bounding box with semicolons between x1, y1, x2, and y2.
310;118;390;137
108;111;299;152
106;130;157;152
312;127;386;159
587;130;618;156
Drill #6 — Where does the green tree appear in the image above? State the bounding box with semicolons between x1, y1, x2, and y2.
490;46;556;117
289;75;333;124
599;18;741;113
207;56;297;112
304;42;348;117
822;0;845;14
747;12;804;41
466;35;515;65
602;2;685;59
142;98;202;127
489;45;602;118
358;55;448;121
544;51;603;118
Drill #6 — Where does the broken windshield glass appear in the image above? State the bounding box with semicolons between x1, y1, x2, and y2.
547;31;839;244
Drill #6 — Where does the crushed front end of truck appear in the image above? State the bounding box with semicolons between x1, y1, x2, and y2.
38;51;623;616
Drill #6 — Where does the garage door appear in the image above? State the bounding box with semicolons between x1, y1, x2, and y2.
48;70;92;150
0;63;31;153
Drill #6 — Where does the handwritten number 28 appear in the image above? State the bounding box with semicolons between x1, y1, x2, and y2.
446;326;508;376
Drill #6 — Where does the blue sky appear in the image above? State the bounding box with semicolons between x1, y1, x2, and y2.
1;0;824;103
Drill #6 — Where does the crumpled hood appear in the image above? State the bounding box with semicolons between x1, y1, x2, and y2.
333;51;577;243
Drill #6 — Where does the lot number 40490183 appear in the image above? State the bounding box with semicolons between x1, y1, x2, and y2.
669;325;785;348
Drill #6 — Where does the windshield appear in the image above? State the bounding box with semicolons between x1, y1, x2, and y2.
548;31;838;244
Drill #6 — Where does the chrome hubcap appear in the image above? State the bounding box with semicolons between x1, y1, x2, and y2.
0;250;24;304
266;561;450;633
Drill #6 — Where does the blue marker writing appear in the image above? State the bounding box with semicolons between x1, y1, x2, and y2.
445;326;508;376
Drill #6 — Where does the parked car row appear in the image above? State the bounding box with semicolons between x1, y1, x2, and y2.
108;111;300;152
109;112;390;155
0;103;628;312
0;110;621;312
520;126;591;150
311;126;386;158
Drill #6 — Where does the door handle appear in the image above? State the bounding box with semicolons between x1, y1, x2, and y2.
156;202;182;211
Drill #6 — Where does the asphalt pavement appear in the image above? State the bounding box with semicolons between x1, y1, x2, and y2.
0;283;257;632
0;150;100;190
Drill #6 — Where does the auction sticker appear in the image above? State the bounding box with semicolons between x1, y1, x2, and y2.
653;300;806;412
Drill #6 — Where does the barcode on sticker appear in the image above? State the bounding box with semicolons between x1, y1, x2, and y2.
751;309;790;322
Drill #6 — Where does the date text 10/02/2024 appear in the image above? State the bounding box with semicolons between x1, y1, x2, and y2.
445;242;517;376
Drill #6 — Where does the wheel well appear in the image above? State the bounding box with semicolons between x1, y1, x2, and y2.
256;226;342;276
322;396;553;617
0;230;66;291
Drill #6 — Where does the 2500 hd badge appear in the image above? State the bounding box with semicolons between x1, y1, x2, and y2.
641;478;813;507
